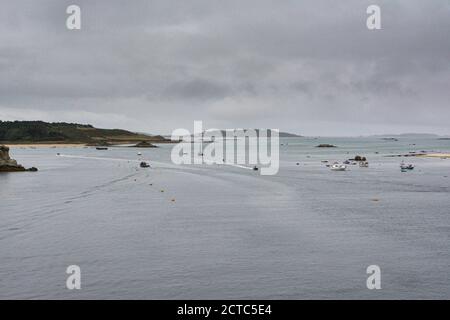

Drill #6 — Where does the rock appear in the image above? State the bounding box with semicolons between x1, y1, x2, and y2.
352;155;367;161
316;144;336;148
131;141;158;148
0;145;36;172
0;165;26;172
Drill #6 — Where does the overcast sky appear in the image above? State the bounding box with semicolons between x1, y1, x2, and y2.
0;0;449;136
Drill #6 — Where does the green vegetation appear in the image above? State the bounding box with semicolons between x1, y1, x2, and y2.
0;121;169;144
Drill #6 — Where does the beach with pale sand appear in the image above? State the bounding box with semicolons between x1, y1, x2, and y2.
418;153;450;158
5;143;87;148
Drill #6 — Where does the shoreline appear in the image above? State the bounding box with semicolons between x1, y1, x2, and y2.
6;143;87;148
417;153;450;158
5;142;172;148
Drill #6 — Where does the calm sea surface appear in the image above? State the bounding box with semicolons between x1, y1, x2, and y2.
1;137;450;299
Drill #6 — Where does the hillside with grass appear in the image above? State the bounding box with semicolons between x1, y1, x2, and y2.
0;121;171;145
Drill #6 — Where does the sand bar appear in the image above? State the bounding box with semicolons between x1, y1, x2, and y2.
418;153;450;158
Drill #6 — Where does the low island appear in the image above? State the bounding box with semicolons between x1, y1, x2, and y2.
0;121;174;147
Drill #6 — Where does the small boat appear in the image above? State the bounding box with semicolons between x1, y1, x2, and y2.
140;161;151;168
359;161;369;168
96;147;108;150
137;152;142;156
253;166;259;171
400;162;414;170
330;164;347;171
343;160;351;165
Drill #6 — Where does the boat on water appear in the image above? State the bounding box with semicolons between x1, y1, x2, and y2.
137;152;142;156
330;164;347;171
96;147;108;150
400;162;414;171
140;161;151;168
359;161;369;168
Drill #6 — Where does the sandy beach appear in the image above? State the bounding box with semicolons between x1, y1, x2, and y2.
418;153;450;158
5;143;87;148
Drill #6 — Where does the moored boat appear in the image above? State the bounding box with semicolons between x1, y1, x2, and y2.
330;164;347;171
140;161;151;168
400;162;414;170
359;161;369;168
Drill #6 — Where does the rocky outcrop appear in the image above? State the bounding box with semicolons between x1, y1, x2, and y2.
131;141;158;148
0;145;37;172
351;155;367;161
316;144;337;148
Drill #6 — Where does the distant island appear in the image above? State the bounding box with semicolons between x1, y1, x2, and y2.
279;132;302;138
186;129;301;139
369;133;440;138
0;121;172;145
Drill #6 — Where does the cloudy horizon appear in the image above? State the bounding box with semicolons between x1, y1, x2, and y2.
1;0;449;136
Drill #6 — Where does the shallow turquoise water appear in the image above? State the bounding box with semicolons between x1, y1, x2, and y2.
1;137;450;299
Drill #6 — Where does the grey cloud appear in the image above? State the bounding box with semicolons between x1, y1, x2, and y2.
162;78;232;101
0;0;449;135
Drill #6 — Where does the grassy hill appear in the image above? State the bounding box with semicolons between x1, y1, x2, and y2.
0;121;171;144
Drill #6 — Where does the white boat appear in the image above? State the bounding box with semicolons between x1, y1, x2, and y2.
400;162;414;170
330;164;347;171
137;152;142;156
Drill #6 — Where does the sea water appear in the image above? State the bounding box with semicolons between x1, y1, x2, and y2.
1;137;449;299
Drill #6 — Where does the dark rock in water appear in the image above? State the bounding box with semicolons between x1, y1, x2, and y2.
0;145;37;172
0;165;26;172
352;155;367;161
131;141;158;148
316;144;337;148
